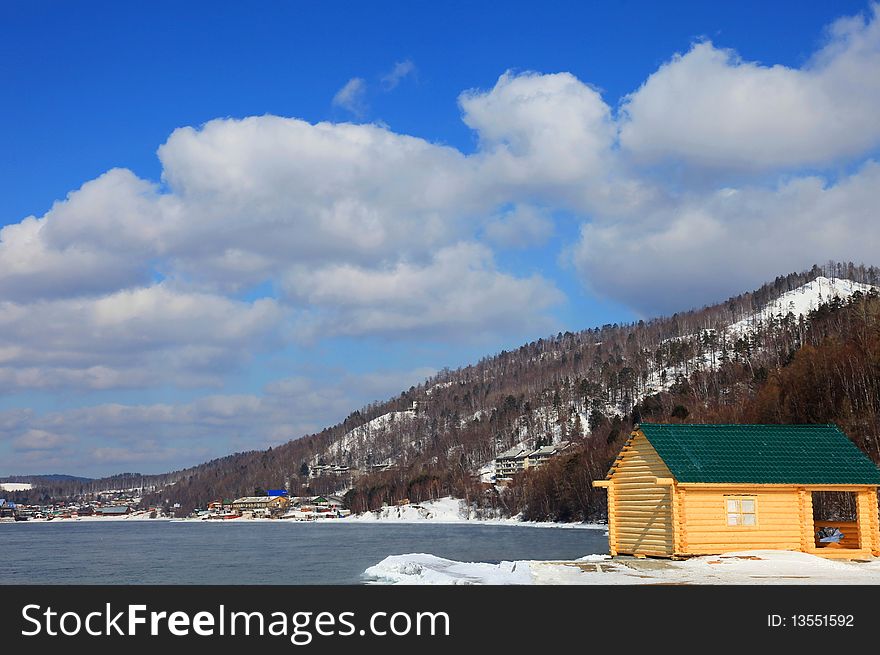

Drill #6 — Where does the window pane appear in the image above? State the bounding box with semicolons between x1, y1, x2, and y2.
741;499;755;513
727;500;738;512
727;513;739;526
742;513;756;526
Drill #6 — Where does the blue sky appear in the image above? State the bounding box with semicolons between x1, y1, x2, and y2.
1;1;879;476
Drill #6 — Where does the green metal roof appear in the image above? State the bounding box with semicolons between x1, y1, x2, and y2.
637;423;880;485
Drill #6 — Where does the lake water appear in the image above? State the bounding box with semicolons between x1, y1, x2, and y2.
0;521;608;584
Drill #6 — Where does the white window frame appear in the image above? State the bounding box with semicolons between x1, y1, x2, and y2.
724;495;757;528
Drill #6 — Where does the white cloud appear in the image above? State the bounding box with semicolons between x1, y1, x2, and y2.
0;367;438;475
0;284;283;391
484;205;555;249
571;161;880;316
332;77;368;116
12;429;73;452
156;116;483;272
0;113;564;392
619;4;880;171
286;242;563;339
381;59;416;90
0;170;163;302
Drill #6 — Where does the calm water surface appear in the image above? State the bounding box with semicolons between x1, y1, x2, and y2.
0;521;608;584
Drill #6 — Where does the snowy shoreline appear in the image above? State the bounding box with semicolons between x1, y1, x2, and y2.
363;550;880;585
5;498;606;530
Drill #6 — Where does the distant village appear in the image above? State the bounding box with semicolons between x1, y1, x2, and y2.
0;434;572;522
0;490;352;522
194;491;350;520
0;489;165;522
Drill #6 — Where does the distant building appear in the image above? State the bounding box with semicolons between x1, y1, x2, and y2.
494;441;572;479
96;505;130;516
494;446;530;479
367;462;396;473
524;441;571;470
309;464;352;478
231;495;289;515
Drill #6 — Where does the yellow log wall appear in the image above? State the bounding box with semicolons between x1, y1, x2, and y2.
678;487;803;555
608;432;674;556
856;489;880;554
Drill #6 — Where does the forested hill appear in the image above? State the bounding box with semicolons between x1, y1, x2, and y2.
18;262;880;519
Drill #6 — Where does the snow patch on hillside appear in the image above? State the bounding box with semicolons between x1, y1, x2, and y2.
349;496;605;529
729;276;876;335
642;276;878;398
350;497;470;522
0;482;32;491
323;410;418;463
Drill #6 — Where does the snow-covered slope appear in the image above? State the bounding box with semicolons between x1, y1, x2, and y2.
322;409;421;466
0;482;32;491
643;276;878;396
729;276;876;334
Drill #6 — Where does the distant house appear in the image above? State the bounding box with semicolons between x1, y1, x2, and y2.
593;424;880;559
96;505;130;516
0;499;14;521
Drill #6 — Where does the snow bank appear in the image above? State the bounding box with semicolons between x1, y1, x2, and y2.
365;550;880;585
363;554;533;585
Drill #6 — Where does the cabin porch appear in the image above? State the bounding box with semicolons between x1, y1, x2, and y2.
804;489;879;560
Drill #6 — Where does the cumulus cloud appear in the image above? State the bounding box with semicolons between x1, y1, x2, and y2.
286;242;563;339
462;72;623;209
156;116;483;273
0;111;567;393
0;170;163;302
571;162;880;316
619;4;880;171
332;77;368;116
0;284;283;391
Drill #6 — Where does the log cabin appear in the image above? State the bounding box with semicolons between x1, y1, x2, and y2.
593;424;880;559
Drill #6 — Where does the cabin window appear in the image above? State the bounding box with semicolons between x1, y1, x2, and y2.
725;496;757;526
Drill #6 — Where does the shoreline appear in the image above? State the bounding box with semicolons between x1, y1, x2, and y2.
8;497;607;530
7;515;606;530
